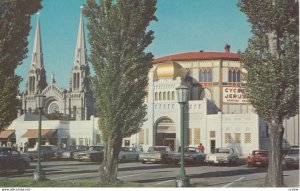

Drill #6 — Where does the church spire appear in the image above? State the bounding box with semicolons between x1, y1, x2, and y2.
27;13;47;94
71;6;90;93
74;6;87;66
31;12;44;69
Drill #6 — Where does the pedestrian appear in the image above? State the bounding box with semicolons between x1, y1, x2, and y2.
198;143;205;153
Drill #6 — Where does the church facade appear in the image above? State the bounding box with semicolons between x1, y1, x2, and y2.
21;8;94;121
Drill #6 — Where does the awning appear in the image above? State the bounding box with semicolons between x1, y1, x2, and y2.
0;130;15;139
21;129;57;138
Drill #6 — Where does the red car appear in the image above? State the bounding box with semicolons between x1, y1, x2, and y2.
246;150;268;167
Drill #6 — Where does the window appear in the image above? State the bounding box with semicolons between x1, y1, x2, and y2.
235;133;241;144
194;128;200;145
155;92;158;101
159;92;162;100
139;129;144;145
163;92;166;100
167;92;170;100
245;133;251;143
228;68;241;83
199;68;212;82
210;131;215;138
171;91;175;100
225;133;232;144
188;128;193;145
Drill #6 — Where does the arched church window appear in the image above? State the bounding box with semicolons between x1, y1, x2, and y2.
167;92;170;100
155;92;158;101
159;92;162;100
163;92;166;100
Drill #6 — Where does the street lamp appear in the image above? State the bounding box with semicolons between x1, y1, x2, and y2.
34;93;46;181
175;84;190;187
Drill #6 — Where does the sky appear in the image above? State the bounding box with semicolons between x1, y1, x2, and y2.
16;0;252;92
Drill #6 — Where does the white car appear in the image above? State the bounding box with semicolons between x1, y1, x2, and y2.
118;147;139;162
205;147;239;165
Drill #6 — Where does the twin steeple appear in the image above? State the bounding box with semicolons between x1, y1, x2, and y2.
27;7;89;95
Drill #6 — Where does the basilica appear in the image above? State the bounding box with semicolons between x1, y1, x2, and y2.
21;8;94;121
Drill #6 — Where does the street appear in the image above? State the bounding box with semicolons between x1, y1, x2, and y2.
2;160;299;187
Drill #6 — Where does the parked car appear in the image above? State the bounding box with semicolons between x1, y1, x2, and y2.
28;145;58;161
118;147;139;162
0;147;31;174
73;145;104;162
139;146;172;164
246;150;268;167
171;147;206;165
55;145;88;160
283;146;299;168
205;147;239;165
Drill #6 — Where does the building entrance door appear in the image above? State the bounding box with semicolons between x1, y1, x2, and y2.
155;117;176;150
163;138;176;151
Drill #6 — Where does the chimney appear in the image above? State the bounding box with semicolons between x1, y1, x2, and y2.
224;44;230;53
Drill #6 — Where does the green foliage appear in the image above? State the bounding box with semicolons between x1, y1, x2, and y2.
0;0;41;131
238;0;299;122
84;0;156;148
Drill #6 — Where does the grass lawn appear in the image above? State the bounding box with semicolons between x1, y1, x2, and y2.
0;178;142;187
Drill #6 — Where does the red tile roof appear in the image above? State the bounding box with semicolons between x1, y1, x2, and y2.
22;129;57;138
0;130;15;138
153;52;239;63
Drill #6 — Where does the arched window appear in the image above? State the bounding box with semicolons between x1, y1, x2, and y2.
159;92;162;100
199;68;212;82
163;92;166;100
171;91;175;100
167;92;170;100
155;92;158;101
228;68;241;83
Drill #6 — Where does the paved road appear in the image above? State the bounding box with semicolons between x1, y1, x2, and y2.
3;160;299;187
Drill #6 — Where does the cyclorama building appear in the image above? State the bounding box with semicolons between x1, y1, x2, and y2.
0;8;298;155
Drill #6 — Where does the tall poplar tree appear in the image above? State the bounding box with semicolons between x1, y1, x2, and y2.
0;0;41;132
238;0;299;187
84;0;157;182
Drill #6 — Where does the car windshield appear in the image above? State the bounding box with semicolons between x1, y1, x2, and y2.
89;146;104;151
148;147;166;152
287;149;299;155
216;149;230;154
253;151;268;156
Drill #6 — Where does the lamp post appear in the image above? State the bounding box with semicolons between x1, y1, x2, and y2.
34;93;46;181
175;84;190;187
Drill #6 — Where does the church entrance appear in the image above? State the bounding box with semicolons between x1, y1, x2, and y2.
155;117;176;151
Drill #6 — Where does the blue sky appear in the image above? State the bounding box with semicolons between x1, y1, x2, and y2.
16;0;252;92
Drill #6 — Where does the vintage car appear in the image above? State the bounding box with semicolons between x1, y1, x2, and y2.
139;146;172;164
73;145;104;162
171;147;206;165
28;145;58;161
246;150;268;167
205;147;239;165
55;145;89;160
283;146;299;168
118;147;139;162
0;147;31;174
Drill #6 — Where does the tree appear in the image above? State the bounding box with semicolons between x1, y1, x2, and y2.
0;0;41;132
84;0;157;182
238;0;299;187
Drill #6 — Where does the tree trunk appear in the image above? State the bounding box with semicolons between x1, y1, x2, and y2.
99;143;119;182
264;115;284;187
